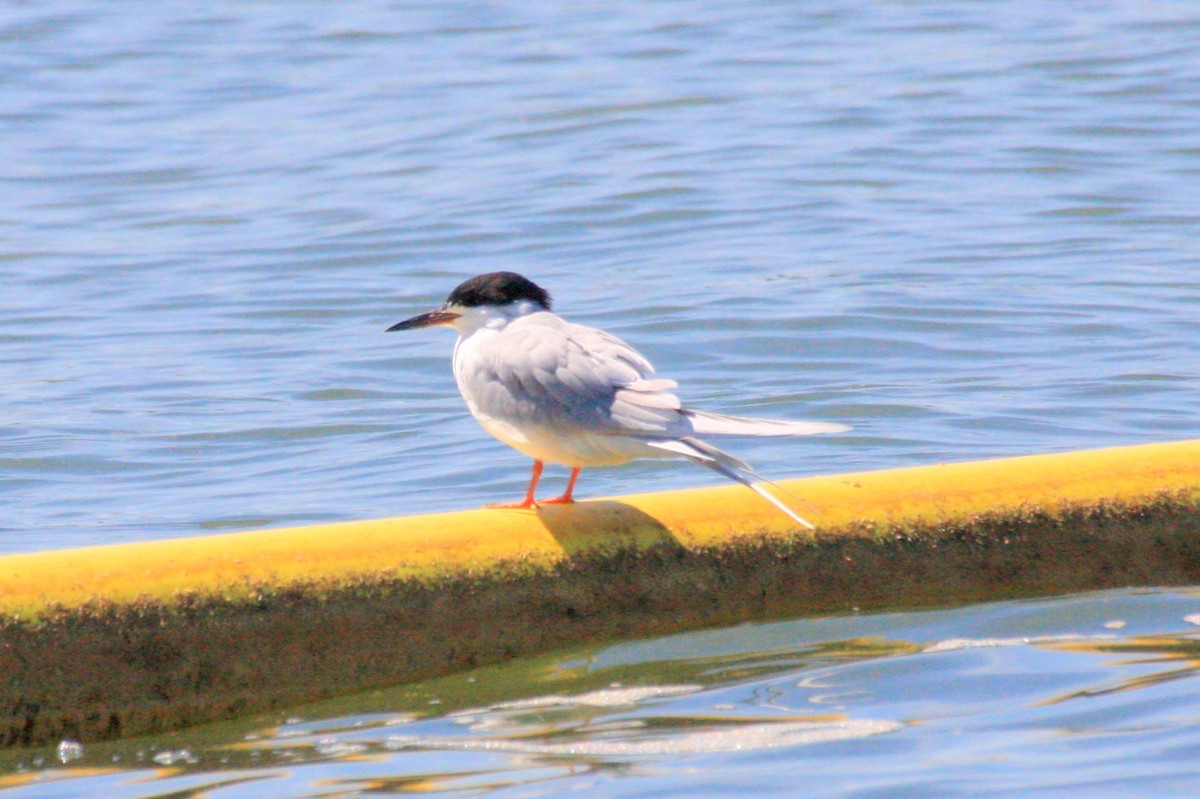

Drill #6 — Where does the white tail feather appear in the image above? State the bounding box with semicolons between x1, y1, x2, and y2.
684;409;850;438
644;437;817;530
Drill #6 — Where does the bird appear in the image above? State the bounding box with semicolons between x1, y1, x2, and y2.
386;271;849;528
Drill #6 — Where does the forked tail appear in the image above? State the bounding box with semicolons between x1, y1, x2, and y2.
644;437;819;530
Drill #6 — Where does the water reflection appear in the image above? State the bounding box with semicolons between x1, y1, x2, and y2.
1045;635;1200;704
7;591;1200;797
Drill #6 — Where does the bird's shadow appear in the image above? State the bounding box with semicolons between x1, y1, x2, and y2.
529;500;686;558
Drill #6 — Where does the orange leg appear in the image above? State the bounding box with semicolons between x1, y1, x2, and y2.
486;460;544;510
538;466;581;505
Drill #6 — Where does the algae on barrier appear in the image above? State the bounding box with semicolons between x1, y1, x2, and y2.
2;494;1199;749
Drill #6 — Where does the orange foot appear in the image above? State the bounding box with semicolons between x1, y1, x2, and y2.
537;467;581;506
484;495;574;509
484;464;581;510
485;499;537;510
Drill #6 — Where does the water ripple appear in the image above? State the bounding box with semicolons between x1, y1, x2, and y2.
3;3;1200;790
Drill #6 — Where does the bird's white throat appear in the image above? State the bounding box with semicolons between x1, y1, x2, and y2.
447;299;545;335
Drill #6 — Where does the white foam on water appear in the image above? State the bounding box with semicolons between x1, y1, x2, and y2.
386;718;901;757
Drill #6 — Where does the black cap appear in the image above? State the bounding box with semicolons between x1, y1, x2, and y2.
445;272;551;310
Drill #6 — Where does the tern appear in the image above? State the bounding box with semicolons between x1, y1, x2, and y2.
387;272;849;528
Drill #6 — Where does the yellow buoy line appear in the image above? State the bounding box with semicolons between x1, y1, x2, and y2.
2;439;1198;749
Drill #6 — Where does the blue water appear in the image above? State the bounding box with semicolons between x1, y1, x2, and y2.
7;589;1200;797
2;0;1199;794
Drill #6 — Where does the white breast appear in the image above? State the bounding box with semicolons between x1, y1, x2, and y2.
450;315;674;467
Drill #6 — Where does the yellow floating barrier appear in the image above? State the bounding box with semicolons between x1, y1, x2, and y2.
2;439;1199;748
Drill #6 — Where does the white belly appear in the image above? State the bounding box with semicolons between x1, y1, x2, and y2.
471;409;659;467
452;328;664;468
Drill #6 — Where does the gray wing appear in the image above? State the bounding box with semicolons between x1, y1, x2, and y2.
465;314;686;437
465;313;851;440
